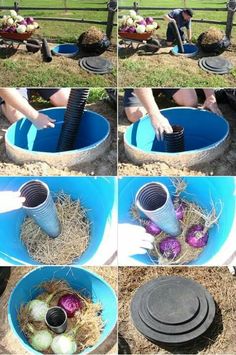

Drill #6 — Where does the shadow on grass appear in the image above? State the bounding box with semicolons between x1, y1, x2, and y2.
0;47;17;59
118;333;132;354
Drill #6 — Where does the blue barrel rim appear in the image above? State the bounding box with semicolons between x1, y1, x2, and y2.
51;43;80;57
171;44;199;57
5;108;111;156
8;266;118;355
124;107;230;157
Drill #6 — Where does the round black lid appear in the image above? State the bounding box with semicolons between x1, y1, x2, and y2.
79;56;113;74
199;57;232;74
131;276;215;345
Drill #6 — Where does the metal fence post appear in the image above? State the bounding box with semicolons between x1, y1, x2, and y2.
226;0;236;39
106;0;117;39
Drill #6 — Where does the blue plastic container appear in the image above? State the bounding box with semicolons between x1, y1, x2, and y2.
124;107;229;167
118;176;236;265
171;43;199;57
6;107;110;155
0;176;116;265
51;43;79;57
8;266;117;354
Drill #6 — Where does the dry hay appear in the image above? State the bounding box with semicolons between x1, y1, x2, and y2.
20;192;90;265
201;27;224;45
81;26;104;44
18;280;103;354
130;178;221;265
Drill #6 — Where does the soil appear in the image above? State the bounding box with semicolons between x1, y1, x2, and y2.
118;93;236;176
0;41;117;87
118;266;236;354
118;43;236;87
0;266;117;355
0;100;117;176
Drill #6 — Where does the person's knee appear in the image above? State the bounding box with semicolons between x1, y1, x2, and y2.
173;89;198;108
49;89;70;107
124;106;146;123
1;104;23;123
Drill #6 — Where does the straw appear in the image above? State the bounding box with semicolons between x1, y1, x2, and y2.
18;280;103;354
20;192;90;265
81;26;104;44
201;27;224;45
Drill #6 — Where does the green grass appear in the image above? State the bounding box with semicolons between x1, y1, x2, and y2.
30;87;107;109
0;0;117;42
0;1;117;86
118;0;236;87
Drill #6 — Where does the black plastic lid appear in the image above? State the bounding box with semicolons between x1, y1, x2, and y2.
131;276;215;345
199;57;232;74
79;56;113;74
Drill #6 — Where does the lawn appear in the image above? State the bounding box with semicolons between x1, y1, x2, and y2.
0;0;117;86
118;0;236;87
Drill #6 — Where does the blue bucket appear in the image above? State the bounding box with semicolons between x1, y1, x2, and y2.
8;266;117;354
171;43;199;57
118;176;236;265
124;107;229;167
51;43;79;57
0;176;116;265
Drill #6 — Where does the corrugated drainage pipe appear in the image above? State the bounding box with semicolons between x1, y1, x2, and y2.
19;180;61;238
135;182;181;236
57;89;90;152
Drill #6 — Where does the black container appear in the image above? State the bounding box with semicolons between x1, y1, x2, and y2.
0;267;11;297
45;306;67;334
77;32;110;56
198;32;230;56
131;276;216;346
57;88;89;152
164;125;185;153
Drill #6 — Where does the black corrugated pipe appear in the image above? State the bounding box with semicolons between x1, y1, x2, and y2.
57;89;90;152
41;38;53;62
170;21;184;53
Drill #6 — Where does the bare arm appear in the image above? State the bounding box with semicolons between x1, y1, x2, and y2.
187;27;192;41
202;89;222;116
163;14;176;23
0;88;55;129
134;88;173;140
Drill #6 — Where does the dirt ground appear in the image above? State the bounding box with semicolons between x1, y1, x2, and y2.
118;92;236;176
118;266;236;354
118;42;236;87
0;266;117;355
0;99;117;176
0;41;117;87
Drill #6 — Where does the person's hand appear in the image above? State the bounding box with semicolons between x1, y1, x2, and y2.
169;18;176;23
118;223;154;260
201;96;222;116
0;191;25;213
150;113;173;140
32;112;56;130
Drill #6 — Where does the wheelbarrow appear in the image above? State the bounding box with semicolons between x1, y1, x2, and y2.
0;31;52;61
0;30;41;53
118;30;161;53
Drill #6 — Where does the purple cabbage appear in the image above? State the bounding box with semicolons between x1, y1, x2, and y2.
138;20;146;26
26;17;34;25
186;224;209;248
145;17;154;25
145;220;162;236
159;237;181;259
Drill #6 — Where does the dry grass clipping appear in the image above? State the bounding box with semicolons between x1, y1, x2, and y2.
20;192;90;265
18;280;103;354
130;178;221;265
201;27;224;45
81;26;104;44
